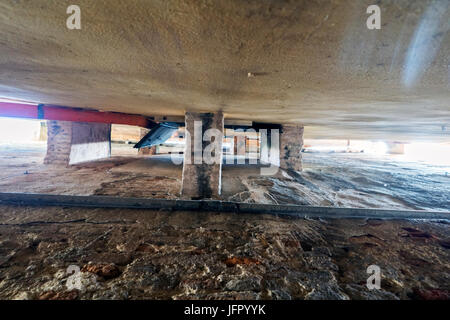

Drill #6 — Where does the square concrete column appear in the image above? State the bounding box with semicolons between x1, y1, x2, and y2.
44;120;111;165
181;112;224;199
233;131;247;164
259;129;280;167
279;124;304;171
234;135;247;156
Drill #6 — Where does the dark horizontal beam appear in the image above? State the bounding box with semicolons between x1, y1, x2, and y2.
0;102;156;128
252;122;283;130
0;193;448;221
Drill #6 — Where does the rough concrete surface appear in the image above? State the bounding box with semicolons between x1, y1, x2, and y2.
0;204;448;300
44;120;111;165
44;121;72;165
280;125;304;171
182;112;224;199
69;122;111;165
0;0;448;141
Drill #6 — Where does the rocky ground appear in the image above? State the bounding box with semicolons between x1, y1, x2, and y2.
0;204;448;300
0;142;448;300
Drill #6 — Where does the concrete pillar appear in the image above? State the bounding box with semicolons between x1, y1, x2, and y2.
44;120;111;165
386;142;405;155
233;132;247;164
259;129;280;167
279;124;304;171
139;146;157;155
138;128;157;155
234;135;246;157
181;112;224;199
44;121;72;165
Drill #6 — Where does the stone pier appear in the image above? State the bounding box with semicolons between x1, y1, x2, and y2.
279;124;304;171
181;112;224;199
44;120;111;165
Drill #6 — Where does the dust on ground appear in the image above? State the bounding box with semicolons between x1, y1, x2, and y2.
0;142;449;211
0;204;448;300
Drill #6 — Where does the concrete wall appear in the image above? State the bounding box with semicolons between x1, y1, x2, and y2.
69;122;111;164
260;129;280;167
44;120;111;165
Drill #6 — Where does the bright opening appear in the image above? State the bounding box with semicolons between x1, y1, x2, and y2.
402;142;450;167
0;117;44;143
303;139;450;167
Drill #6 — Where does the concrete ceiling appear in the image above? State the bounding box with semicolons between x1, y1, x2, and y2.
0;0;449;141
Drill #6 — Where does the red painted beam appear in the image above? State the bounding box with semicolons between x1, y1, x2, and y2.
0;102;156;128
0;102;39;119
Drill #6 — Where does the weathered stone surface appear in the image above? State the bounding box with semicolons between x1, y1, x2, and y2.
44;121;72;165
0;204;448;300
411;288;450;300
344;284;400;300
225;277;262;292
223;257;261;267
44;120;111;166
280;124;304;171
181;112;224;199
39;289;79;300
81;263;121;280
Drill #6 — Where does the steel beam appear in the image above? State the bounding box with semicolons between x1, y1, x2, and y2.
0;102;156;128
134;122;179;149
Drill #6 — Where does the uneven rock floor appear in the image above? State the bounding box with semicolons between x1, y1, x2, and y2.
0;143;448;300
0;205;449;300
